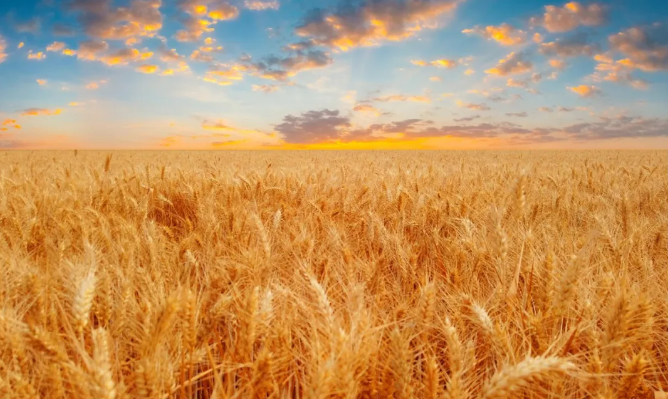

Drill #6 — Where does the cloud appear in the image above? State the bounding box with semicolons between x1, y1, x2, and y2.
430;59;458;68
175;0;239;42
159;47;185;62
28;51;46;60
538;107;553;112
506;78;528;88
294;0;460;51
243;49;333;81
592;57;648;90
21;108;63;116
86;79;108;89
69;102;85;106
161;61;191;75
53;23;76;36
208;2;240;20
201;120;237;131
561;115;668;140
202;63;248;85
2;119;21;129
212;140;247;147
137;64;159;73
353;104;381;116
67;0;163;41
608;25;668;72
430;76;442;81
252;84;279;93
411;58;458;68
275;109;350;143
464;68;475;75
454;115;480;122
0;36;6;64
533;33;544;43
549;59;567;70
539;33;599;58
485;52;533;76
98;48;143;65
557;106;574;112
37;79;48;85
46;42;66;52
506;112;528;117
531;2;607;33
15;17;40;33
76;40;109;60
369;94;431;103
568;84;601;97
18;42;24;49
244;0;279;10
456;100;490;111
462;23;526;46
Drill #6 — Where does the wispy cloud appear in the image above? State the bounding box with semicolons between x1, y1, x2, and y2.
568;84;602;97
462;23;527;46
21;108;63;116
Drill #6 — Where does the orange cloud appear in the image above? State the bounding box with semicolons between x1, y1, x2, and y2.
506;78;528;88
36;79;48;85
531;2;607;33
2;119;17;126
18;42;24;49
549;59;567;70
203;64;248;85
69;102;84;106
62;48;77;56
431;59;458;68
464;68;475;75
46;42;65;52
137;64;159;74
371;94;431;103
86;80;108;90
21;108;63;116
295;0;459;51
77;40;109;61
430;76;442;82
462;23;527;46
485;52;533;76
533;33;544;43
411;59;428;66
28;51;46;60
175;1;238;42
208;3;240;20
456;100;491;111
160;61;191;76
353;104;381;116
244;0;279;10
591;57;648;90
608;26;668;72
0;36;6;64
212;139;247;147
100;48;141;65
252;84;279;93
567;85;601;97
68;0;163;41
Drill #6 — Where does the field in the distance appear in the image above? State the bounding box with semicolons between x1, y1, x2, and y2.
0;150;667;398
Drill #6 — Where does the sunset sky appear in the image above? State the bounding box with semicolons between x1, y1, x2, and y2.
1;0;668;149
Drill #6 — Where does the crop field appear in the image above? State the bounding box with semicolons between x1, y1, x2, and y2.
0;150;666;398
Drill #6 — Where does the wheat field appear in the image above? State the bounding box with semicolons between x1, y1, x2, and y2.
0;150;666;398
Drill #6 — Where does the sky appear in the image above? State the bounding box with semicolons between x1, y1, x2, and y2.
1;0;668;149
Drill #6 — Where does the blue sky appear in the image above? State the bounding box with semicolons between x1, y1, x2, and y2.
1;0;668;149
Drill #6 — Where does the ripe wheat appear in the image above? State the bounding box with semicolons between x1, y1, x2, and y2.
0;150;666;398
